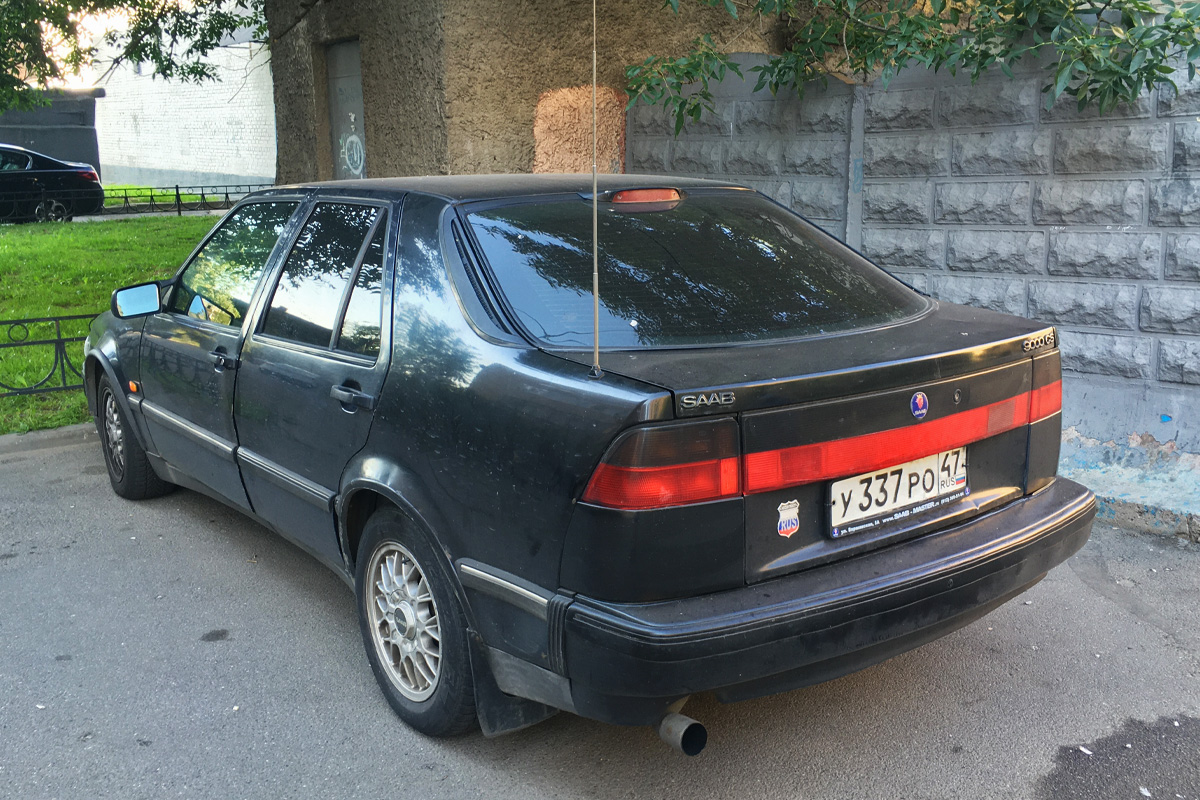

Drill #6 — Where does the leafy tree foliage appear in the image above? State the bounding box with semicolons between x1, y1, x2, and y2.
629;0;1200;131
0;0;264;114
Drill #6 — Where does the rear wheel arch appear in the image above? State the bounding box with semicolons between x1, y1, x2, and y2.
340;487;382;570
337;484;467;607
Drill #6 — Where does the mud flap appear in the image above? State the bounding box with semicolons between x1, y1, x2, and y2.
468;630;559;737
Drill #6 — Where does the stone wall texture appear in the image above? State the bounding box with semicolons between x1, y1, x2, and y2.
627;57;1200;446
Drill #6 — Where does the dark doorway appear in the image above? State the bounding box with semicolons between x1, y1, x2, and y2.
327;40;367;179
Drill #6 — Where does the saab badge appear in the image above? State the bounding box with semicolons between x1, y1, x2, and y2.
910;391;929;420
777;499;800;538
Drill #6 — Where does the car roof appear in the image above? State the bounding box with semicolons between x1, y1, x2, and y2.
0;143;54;159
266;173;751;203
0;143;64;165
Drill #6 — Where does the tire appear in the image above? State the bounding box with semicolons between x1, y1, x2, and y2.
355;508;477;737
95;375;173;500
35;199;70;222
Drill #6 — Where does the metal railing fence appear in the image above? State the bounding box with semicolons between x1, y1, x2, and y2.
0;183;271;222
0;315;94;397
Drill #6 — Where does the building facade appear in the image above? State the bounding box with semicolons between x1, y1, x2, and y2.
95;35;276;187
263;0;773;181
0;89;104;173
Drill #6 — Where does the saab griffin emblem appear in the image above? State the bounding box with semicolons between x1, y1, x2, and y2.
777;500;800;538
910;391;929;420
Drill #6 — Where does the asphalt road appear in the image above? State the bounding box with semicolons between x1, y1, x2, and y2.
3;424;1199;800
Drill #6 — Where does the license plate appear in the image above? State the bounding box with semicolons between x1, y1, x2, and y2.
829;447;969;538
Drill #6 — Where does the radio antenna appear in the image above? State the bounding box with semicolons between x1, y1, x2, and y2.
588;0;603;379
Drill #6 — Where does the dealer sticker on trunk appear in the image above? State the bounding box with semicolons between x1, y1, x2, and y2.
829;447;969;538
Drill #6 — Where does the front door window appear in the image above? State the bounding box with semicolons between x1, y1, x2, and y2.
170;202;297;327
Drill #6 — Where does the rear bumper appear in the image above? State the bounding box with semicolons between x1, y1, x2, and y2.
562;477;1095;725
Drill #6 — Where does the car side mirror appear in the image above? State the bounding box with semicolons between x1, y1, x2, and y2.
111;282;162;318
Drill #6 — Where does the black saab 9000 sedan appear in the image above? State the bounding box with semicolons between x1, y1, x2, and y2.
85;175;1095;754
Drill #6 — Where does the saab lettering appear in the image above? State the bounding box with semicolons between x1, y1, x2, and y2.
1022;330;1056;352
679;391;736;409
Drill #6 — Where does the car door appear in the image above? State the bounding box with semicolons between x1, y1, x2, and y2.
233;199;394;565
0;148;36;219
138;199;302;509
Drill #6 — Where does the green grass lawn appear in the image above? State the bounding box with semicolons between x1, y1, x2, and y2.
0;215;217;435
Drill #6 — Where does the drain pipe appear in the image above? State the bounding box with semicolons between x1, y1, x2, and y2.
656;698;707;756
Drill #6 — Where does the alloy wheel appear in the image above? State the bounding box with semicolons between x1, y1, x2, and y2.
366;542;442;701
102;390;125;481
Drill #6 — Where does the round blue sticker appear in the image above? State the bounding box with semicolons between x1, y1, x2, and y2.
911;392;929;420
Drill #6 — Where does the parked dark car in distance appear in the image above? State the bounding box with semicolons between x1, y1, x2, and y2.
0;143;104;222
84;175;1095;754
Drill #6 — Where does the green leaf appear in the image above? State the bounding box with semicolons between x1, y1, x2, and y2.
1000;60;1014;78
1054;64;1072;96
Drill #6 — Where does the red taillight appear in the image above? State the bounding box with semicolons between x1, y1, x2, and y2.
582;419;740;510
742;392;1033;494
1029;379;1062;422
76;169;100;183
586;369;1062;509
610;188;680;204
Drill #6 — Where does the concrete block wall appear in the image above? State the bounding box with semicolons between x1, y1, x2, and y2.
627;63;855;239
626;56;1200;451
865;67;1198;390
95;43;276;187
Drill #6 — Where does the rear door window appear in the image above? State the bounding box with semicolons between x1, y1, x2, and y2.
336;224;386;357
260;201;385;354
465;192;927;348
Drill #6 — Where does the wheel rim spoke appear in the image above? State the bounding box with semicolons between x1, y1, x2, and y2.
102;392;125;480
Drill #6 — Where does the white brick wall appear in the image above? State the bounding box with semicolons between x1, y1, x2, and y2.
95;44;276;185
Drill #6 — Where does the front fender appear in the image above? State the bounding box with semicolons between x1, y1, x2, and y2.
84;345;155;455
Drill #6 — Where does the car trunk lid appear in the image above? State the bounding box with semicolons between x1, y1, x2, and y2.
555;303;1061;585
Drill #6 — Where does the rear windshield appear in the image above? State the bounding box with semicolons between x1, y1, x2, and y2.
465;191;927;348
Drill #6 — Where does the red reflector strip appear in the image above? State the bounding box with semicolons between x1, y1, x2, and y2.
1030;380;1062;422
611;188;680;204
743;393;1032;494
583;457;740;510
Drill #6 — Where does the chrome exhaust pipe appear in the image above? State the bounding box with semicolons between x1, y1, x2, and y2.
657;712;707;756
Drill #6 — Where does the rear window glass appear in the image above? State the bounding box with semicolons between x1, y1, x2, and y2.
466;192;927;348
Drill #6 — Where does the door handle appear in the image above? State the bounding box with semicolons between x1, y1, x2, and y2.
330;384;376;411
208;350;238;370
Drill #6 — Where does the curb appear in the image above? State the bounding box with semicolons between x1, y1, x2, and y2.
1094;496;1199;542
